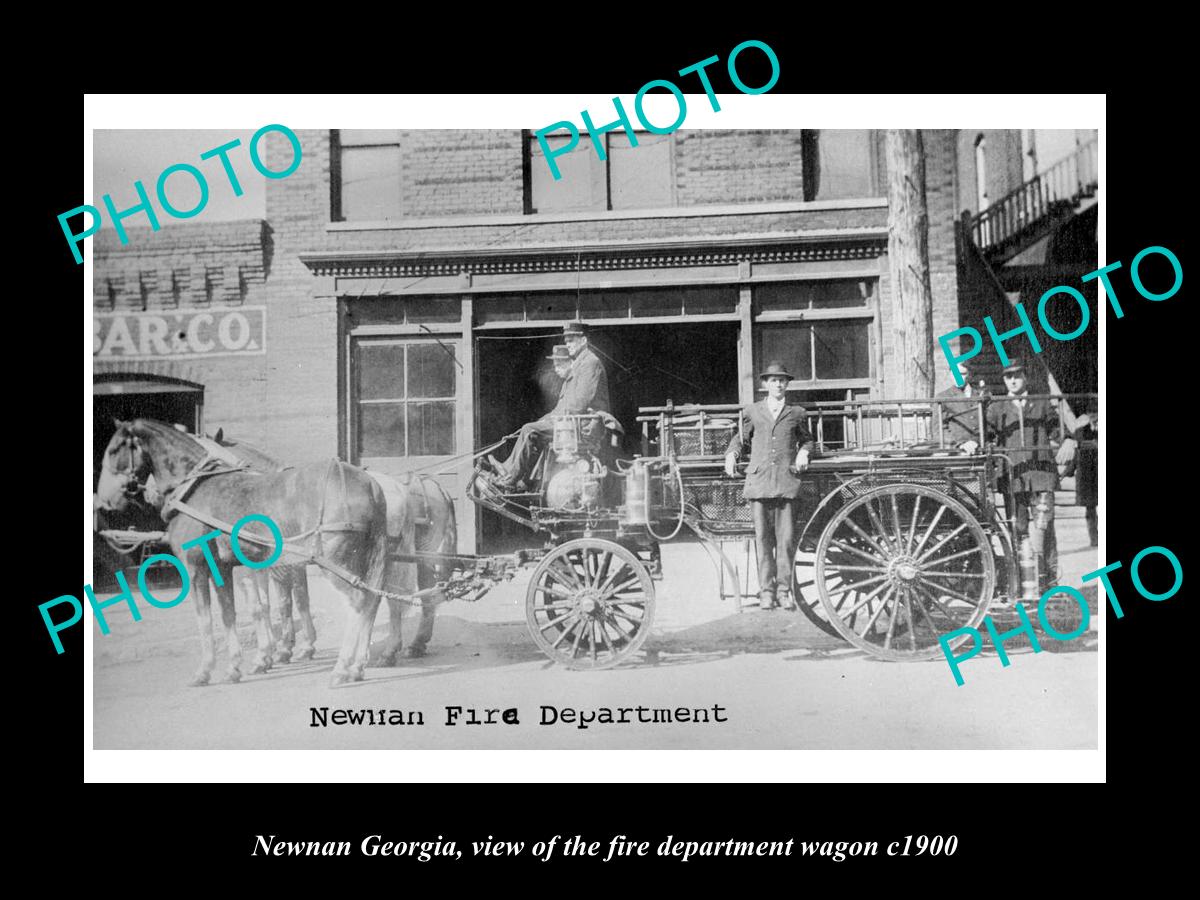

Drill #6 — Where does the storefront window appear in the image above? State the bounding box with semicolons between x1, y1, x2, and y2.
754;280;876;387
355;339;456;458
476;286;738;324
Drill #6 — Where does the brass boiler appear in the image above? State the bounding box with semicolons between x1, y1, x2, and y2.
546;414;605;511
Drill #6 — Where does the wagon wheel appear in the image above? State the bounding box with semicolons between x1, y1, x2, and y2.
814;484;995;660
526;538;655;670
792;548;842;638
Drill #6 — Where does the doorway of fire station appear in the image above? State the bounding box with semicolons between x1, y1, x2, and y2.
93;375;204;583
475;322;739;552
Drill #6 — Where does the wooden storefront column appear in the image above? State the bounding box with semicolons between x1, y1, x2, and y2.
737;261;754;405
458;293;478;553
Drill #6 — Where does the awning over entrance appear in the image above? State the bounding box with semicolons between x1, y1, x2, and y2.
94;380;204;395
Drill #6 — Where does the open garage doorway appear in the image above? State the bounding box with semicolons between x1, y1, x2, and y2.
476;322;738;552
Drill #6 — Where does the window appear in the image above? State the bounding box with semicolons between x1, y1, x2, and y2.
801;130;886;201
475;286;737;325
353;339;457;459
334;130;402;221
974;134;988;211
527;132;675;213
753;281;876;386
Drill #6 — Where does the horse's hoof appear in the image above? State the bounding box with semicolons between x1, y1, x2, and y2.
227;669;242;684
405;645;428;659
294;647;315;661
352;669;367;682
189;672;211;687
273;649;293;664
376;652;398;668
330;672;353;687
251;661;271;675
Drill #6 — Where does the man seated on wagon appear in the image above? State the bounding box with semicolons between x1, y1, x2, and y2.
487;322;611;492
936;361;990;453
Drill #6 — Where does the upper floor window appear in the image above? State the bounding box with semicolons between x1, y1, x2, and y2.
527;131;675;214
974;134;989;211
333;130;402;221
802;130;886;201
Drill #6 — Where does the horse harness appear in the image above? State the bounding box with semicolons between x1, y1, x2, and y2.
154;456;441;607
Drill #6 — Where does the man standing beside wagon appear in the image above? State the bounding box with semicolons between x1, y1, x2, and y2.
724;361;814;611
986;358;1061;591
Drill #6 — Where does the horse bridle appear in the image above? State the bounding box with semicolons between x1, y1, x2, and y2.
110;433;151;499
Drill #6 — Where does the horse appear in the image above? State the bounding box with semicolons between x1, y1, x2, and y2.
206;432;319;666
209;431;458;662
365;471;458;662
96;419;390;687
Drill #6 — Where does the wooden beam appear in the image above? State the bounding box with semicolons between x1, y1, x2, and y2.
885;130;935;398
459;295;478;554
737;265;754;405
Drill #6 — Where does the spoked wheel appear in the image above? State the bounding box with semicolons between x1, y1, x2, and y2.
526;539;655;670
792;548;842;638
814;484;995;660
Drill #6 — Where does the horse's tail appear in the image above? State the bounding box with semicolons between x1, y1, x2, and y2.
420;476;457;579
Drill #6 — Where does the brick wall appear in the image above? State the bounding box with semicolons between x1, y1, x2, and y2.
92;219;272;446
924;130;965;393
93;220;268;311
675;130;804;205
399;130;523;216
93;128;977;468
956;129;1025;216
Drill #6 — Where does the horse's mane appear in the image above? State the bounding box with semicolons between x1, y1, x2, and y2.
128;418;204;454
212;433;287;471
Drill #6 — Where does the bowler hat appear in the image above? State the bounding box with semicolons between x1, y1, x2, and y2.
563;322;587;337
546;345;571;362
759;360;793;380
1002;357;1027;375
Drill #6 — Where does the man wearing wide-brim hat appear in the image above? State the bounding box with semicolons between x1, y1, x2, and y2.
490;323;611;490
986;357;1062;589
723;361;815;611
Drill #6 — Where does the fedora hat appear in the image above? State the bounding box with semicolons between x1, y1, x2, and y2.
758;360;793;380
546;345;571;362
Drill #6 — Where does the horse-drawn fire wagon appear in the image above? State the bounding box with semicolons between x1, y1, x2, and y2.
96;391;1095;684
466;392;1096;669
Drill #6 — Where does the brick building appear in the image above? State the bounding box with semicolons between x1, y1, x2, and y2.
93;128;1098;553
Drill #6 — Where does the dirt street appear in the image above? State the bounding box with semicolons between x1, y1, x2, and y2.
92;502;1099;750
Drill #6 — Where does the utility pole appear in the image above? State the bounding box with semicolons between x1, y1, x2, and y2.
885;129;935;397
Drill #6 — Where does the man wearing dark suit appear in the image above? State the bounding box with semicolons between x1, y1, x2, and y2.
986;358;1061;589
491;322;610;490
724;361;815;610
936;361;989;452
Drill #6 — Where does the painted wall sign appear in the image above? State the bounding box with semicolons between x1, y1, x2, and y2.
93;306;267;361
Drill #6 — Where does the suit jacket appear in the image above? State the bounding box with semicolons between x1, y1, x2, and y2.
986;393;1061;493
724;400;814;500
936;386;988;446
532;346;611;433
551;346;609;416
1071;419;1098;507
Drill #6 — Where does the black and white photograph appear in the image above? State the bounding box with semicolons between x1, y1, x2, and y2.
84;96;1102;761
